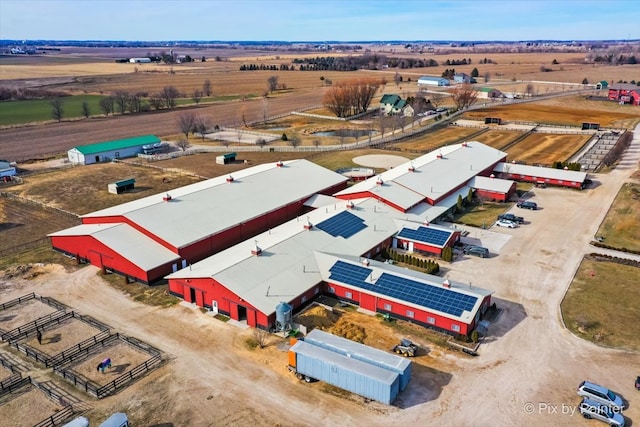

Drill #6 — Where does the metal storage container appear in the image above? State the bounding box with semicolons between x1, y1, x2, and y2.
290;340;400;405
304;329;412;390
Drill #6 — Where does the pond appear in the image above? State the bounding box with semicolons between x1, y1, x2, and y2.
312;129;375;138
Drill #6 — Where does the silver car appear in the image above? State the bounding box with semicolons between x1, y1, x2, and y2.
577;381;625;410
579;398;625;427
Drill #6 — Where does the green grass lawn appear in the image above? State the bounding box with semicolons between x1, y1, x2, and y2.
561;256;640;351
595;183;640;252
454;201;510;228
0;95;106;125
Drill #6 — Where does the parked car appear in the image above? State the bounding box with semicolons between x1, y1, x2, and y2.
497;213;524;224
495;219;517;228
635;376;640;391
578;398;625;427
516;200;538;210
577;381;625;410
463;246;489;258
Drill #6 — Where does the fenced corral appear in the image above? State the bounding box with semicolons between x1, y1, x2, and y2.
0;309;68;343
46;330;111;368
54;333;163;399
0;292;71;338
0;376;76;427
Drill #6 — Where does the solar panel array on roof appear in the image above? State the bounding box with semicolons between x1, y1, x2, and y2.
375;273;477;316
328;260;372;287
326;261;478;318
316;211;367;238
397;226;452;246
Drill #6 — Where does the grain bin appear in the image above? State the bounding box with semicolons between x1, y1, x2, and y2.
304;329;412;390
275;301;292;332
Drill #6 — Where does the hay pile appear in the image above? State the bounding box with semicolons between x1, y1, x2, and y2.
295;305;339;329
329;318;367;343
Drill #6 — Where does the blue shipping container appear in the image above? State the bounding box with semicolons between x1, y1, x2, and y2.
291;340;400;405
304;329;412;391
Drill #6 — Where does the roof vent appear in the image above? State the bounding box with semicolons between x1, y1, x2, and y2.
462;142;468;147
163;193;172;202
276;160;284;168
304;216;313;230
443;279;451;288
376;176;384;186
251;240;262;256
346;200;355;209
226;175;234;183
490;174;495;178
436;152;443;159
361;258;370;266
408;162;415;172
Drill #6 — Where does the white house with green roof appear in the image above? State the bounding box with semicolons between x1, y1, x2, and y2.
67;135;160;165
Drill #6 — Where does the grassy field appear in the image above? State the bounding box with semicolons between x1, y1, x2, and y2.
561;256;640;351
454;201;512;228
388;126;480;152
0;95;106;126
595;183;640;253
505;133;591;165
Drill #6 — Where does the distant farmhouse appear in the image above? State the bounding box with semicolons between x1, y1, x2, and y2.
608;83;640;105
478;88;505;99
453;73;476;84
379;94;414;116
417;76;450;87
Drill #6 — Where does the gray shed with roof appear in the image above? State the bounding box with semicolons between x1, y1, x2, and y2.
304;329;412;390
290;340;400;405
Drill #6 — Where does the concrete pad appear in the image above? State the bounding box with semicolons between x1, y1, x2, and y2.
352;154;410;169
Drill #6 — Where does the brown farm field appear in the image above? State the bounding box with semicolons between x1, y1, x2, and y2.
504;133;592;165
463;99;640;128
472;130;523;150
387;126;480;152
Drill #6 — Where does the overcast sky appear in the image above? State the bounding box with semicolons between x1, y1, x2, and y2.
1;0;639;42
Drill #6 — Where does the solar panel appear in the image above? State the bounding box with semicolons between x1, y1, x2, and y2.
396;226;452;246
316;211;367;238
329;261;373;287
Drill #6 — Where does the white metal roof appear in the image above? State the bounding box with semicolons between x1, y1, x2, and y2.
335;142;507;209
494;162;587;183
49;223;180;271
469;175;515;193
167;196;471;316
82;159;347;249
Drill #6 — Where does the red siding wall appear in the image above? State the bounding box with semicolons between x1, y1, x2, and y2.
325;281;480;335
51;235;175;283
497;173;583;189
476;189;508;202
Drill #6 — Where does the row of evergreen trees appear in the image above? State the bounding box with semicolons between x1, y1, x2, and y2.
386;248;440;274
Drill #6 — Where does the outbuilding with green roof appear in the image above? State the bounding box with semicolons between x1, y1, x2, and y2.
67;135;160;165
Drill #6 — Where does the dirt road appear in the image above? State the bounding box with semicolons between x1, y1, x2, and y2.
0;88;326;162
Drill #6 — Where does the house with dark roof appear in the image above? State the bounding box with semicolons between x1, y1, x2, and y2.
453;73;476;84
608;83;640;105
478;87;504;99
67;135;161;165
379;94;414;116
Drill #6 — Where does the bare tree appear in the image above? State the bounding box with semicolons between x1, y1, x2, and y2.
338;129;347;148
484;72;491;83
236;127;244;145
50;98;64;122
113;90;129;115
394;71;402;86
161;86;180;109
192;89;203;105
323;78;382;118
378;115;388;138
240;106;248;127
253;328;269;349
176;139;191;152
176;111;196;139
267;75;279;93
312;138;321;148
261;98;269;123
193;115;210;141
99;96;114;115
525;83;535;97
148;94;164;110
428;92;446;109
256;138;267;150
288;135;301;149
81;101;91;118
450;84;478;109
128;93;144;113
203;79;212;97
